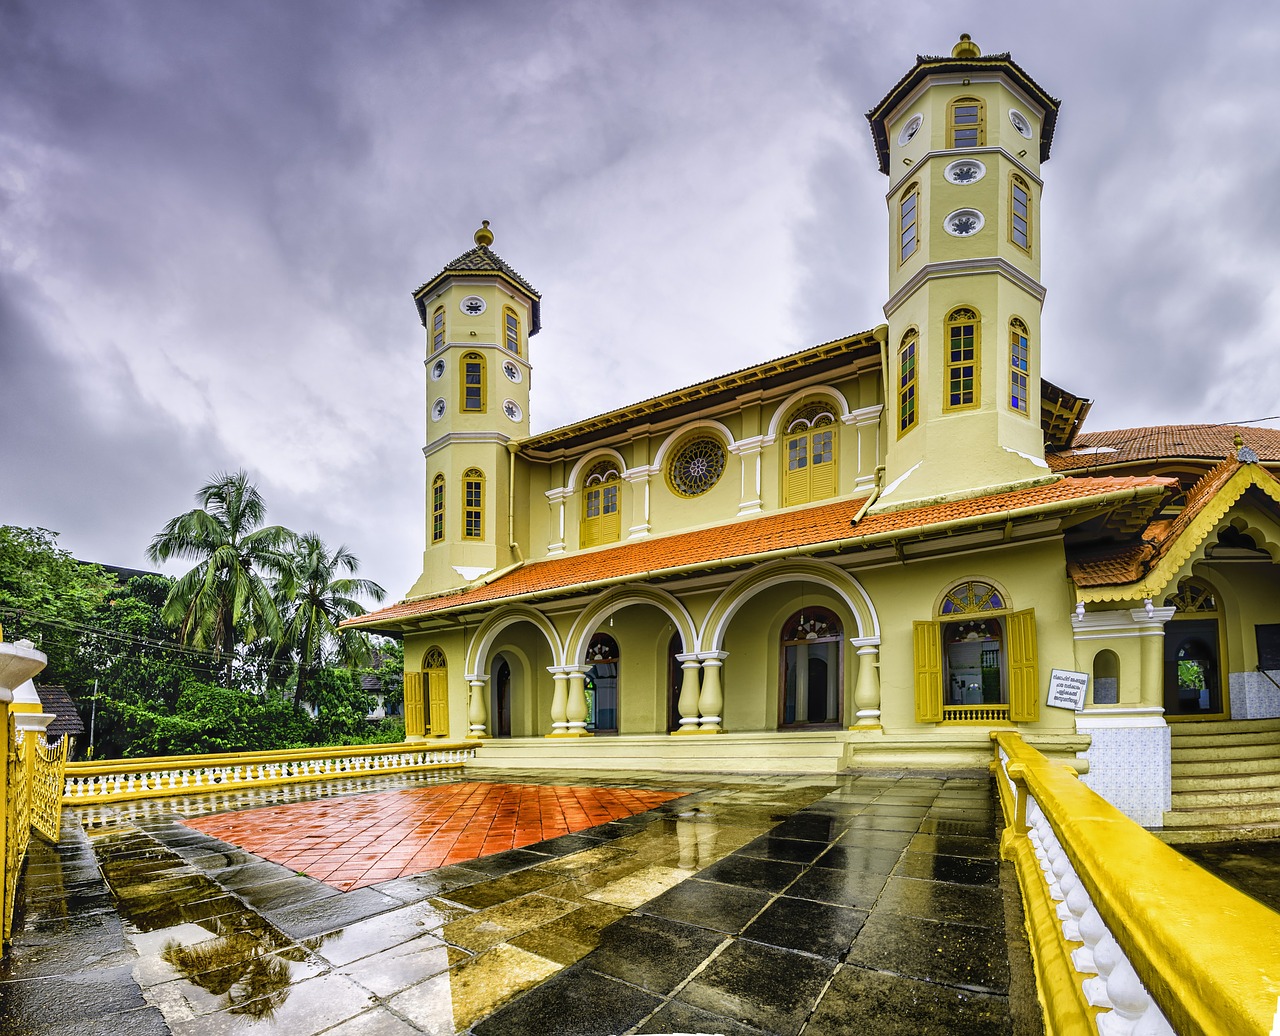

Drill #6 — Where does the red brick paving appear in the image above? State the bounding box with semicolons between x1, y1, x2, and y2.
182;782;681;891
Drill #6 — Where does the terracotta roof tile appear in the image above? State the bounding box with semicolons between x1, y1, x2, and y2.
1048;424;1280;472
349;475;1169;628
1068;457;1280;587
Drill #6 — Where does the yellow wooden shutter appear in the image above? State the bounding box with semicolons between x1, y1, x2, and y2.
601;484;621;543
810;429;837;501
784;435;809;506
581;488;601;547
403;671;425;739
913;620;943;722
428;668;450;736
1008;608;1039;722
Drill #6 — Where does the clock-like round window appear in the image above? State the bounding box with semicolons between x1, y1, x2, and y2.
431;398;446;421
503;360;521;383
1009;109;1033;139
944;208;985;237
431;359;445;380
460;295;486;315
502;399;522;421
668;436;727;497
897;113;923;146
944;158;985;185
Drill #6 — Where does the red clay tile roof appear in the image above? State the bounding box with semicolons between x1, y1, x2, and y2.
347;475;1170;629
1068;456;1280;587
1048;424;1280;472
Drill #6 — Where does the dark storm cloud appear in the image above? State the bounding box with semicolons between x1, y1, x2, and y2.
3;0;1279;598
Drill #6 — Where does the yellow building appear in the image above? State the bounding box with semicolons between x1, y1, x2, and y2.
347;37;1280;835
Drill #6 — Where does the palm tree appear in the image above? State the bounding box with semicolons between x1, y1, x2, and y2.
279;532;385;704
146;472;294;674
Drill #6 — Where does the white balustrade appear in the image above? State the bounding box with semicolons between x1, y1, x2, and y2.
996;746;1176;1036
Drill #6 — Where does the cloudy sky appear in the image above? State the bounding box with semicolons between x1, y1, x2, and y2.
3;0;1278;600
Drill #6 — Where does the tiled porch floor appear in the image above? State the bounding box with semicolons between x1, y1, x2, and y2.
183;783;681;889
0;768;1042;1035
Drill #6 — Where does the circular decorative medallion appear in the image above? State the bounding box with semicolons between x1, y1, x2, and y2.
1008;109;1033;139
502;398;523;421
503;360;521;382
431;358;445;380
431;398;446;420
897;113;923;146
944;158;985;185
459;295;486;316
668;436;727;497
944;208;985;237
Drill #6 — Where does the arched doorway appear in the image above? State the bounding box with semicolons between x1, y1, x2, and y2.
585;633;619;734
1163;579;1225;717
492;656;512;738
422;646;448;737
667;633;683;732
779;608;843;727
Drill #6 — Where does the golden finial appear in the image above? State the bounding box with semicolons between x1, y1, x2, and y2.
952;34;981;58
474;219;494;248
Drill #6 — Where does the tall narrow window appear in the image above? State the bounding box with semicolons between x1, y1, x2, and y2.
899;184;919;263
461;352;486;412
944;307;979;410
1009;318;1030;414
580;458;622;547
463;468;484;539
779;608;843;727
1010;175;1031;251
432;306;445;353
504;307;521;355
948;97;985;148
431;473;445;543
898;329;919;434
782;400;839;506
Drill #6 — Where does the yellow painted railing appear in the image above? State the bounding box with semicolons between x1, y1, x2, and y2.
992;730;1280;1036
64;741;478;804
943;703;1010;723
2;715;29;947
27;731;70;842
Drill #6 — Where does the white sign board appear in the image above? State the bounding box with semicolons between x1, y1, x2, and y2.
1046;669;1089;711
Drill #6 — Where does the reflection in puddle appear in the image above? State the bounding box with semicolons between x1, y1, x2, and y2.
160;926;296;1021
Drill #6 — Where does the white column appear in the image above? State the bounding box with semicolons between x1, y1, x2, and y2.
850;636;882;727
545;487;569;555
546;666;570;737
697;651;728;733
673;653;702;734
565;666;592;736
466;674;489;738
625;467;653;539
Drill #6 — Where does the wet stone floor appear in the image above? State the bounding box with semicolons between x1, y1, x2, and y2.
1;768;1041;1035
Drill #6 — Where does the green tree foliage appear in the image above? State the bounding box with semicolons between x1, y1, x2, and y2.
117;683;312;757
146;471;294;668
278;533;384;705
0;525;117;686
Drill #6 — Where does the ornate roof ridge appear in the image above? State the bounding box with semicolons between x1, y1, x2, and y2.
413;244;541;299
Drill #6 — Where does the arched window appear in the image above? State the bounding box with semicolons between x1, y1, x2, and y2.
504;307;521;356
944;307;979;411
462;468;484;539
1010;174;1031;251
580;458;622;547
409;645;448;738
899;183;919;263
898;329;919;434
915;580;1038;723
431;473;445;543
432;306;445;353
1093;649;1119;705
782;400;838;506
948;96;985;148
585;632;619;733
1009;317;1030;415
779;608;843;727
1163;578;1224;716
492;656;512;737
461;352;486;412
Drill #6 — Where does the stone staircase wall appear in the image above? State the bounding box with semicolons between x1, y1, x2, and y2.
1160;718;1280;843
